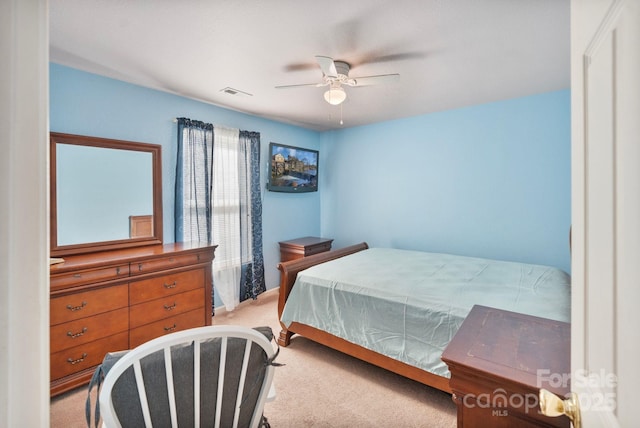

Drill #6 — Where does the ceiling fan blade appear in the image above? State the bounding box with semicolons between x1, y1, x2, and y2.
346;73;400;87
283;62;318;72
275;82;326;89
354;51;428;67
315;55;338;78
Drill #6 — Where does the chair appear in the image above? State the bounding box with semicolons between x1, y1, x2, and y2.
98;325;278;428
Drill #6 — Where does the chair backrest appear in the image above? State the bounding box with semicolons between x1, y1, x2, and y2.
99;325;276;428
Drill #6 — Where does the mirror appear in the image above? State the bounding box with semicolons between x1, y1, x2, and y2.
50;132;163;256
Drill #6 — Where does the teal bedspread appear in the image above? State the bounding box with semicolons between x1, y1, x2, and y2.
280;248;570;378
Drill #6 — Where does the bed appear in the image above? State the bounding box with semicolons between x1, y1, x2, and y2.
277;243;571;393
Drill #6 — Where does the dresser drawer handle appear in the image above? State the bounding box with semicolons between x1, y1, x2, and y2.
164;324;177;332
164;281;177;289
67;353;87;365
67;327;88;339
66;301;87;312
164;302;177;311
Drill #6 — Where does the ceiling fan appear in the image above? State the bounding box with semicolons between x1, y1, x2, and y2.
276;55;400;105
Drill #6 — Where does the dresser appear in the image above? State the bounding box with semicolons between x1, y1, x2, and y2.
50;242;216;396
278;236;333;262
441;305;571;428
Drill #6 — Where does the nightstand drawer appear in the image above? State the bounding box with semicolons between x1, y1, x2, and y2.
279;236;333;262
305;241;332;255
129;288;205;328
129;268;204;304
50;284;128;326
129;309;204;348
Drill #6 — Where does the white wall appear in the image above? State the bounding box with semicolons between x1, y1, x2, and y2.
0;0;50;426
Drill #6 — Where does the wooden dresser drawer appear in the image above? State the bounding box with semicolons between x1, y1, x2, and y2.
129;268;204;305
130;252;206;276
129;288;205;328
51;264;129;290
50;331;129;381
129;309;204;348
50;284;128;326
50;307;129;353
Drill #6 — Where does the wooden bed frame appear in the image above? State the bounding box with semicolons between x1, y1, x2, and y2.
276;242;452;393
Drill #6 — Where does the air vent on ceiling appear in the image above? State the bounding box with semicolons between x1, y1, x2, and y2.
220;87;252;97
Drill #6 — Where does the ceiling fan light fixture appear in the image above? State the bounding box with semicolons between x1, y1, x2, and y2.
324;86;346;105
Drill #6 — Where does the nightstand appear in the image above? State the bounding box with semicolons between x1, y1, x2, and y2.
441;305;571;428
278;236;333;262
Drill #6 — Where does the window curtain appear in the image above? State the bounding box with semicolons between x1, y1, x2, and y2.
239;130;266;302
175;118;213;242
211;126;242;310
175;118;266;313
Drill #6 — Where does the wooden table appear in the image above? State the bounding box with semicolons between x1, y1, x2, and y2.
441;305;571;428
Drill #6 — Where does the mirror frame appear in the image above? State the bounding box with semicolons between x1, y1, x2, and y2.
50;132;163;256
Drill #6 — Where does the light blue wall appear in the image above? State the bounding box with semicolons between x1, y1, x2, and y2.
50;63;322;296
320;90;571;274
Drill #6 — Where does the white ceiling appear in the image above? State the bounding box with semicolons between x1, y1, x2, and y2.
49;0;570;131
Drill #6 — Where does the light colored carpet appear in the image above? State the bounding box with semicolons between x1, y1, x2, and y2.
51;289;457;427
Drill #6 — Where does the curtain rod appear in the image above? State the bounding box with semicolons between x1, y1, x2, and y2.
174;118;247;134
